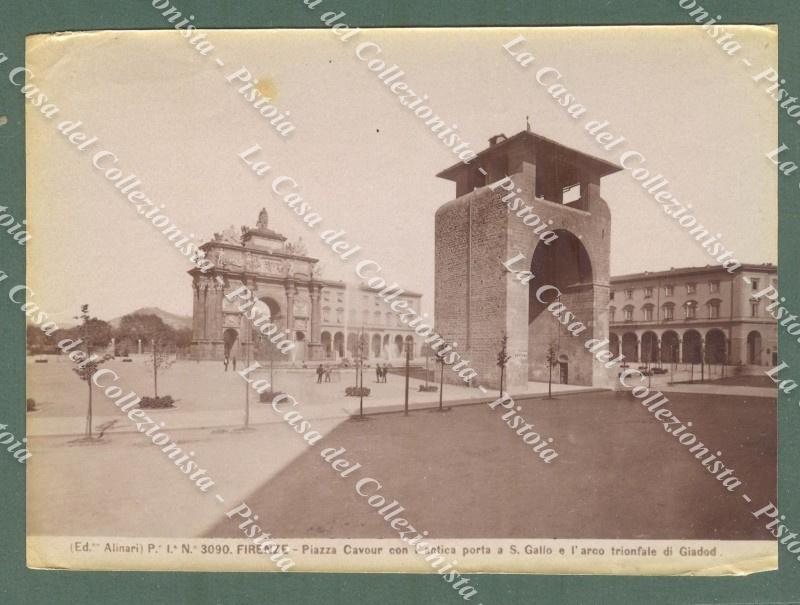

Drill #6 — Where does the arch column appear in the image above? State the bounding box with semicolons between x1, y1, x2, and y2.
285;280;296;342
193;277;206;340
236;277;253;362
212;278;225;341
308;283;322;360
203;278;214;341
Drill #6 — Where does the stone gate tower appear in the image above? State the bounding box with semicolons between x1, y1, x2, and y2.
434;130;622;390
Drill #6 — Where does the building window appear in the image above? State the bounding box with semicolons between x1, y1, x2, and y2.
643;305;654;321
609;306;616;322
322;306;331;322
686;283;696;295
625;289;633;299
610;291;615;301
664;285;673;297
623;306;634;322
336;308;344;323
684;300;697;319
709;281;720;293
751;301;759;317
644;287;653;298
663;303;675;320
752;279;759;291
708;299;721;319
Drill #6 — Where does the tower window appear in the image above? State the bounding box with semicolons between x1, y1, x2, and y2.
563;183;582;204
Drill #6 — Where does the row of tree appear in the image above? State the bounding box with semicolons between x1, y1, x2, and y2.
27;311;193;356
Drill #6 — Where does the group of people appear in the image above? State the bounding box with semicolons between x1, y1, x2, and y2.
375;364;390;383
316;364;333;383
314;363;391;383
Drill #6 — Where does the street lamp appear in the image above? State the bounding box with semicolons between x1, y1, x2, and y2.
435;353;451;413
404;340;412;416
352;327;369;422
244;329;251;429
700;337;706;383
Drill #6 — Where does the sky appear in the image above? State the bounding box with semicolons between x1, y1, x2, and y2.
26;25;777;324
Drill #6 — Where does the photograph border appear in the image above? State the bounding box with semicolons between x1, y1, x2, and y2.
1;1;799;603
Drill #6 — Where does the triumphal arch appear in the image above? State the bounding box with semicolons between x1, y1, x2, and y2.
435;129;622;390
189;209;330;362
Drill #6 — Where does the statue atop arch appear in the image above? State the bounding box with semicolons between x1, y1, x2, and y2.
284;236;308;256
257;207;270;231
213;225;242;246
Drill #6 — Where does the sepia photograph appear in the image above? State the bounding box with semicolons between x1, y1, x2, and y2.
17;22;781;581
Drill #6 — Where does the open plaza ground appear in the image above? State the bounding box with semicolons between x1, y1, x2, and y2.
26;358;776;541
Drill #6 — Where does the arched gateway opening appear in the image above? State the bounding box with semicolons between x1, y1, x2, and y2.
251;297;283;360
528;230;594;385
223;328;239;360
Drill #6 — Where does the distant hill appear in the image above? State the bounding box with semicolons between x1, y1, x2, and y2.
110;307;193;331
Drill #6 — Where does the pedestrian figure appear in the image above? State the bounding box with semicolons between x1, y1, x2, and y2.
316;364;324;383
223;355;229;372
376;364;382;383
232;357;236;371
324;368;332;383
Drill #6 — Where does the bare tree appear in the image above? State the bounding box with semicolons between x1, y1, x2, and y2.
497;333;511;397
71;305;113;439
545;340;558;400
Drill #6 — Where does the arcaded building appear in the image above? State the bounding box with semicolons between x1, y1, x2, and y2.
434;130;622;390
189;210;422;363
609;264;778;367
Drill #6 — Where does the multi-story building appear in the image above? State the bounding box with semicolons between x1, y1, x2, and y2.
609;264;777;367
319;283;423;362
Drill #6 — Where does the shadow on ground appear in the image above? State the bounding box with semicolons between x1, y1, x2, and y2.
206;390;776;540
